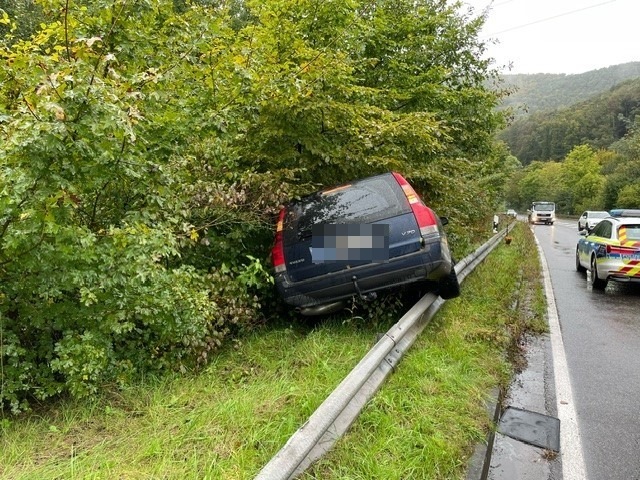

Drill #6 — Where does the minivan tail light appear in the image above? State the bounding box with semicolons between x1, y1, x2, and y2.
271;209;286;273
392;172;438;235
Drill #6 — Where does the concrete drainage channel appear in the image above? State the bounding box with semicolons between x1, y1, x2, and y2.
255;225;516;480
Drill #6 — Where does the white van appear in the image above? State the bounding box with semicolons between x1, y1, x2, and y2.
528;201;556;225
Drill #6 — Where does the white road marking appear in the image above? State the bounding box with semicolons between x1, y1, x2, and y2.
534;234;588;480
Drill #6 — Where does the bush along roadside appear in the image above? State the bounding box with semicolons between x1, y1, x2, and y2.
0;222;547;479
1;0;510;414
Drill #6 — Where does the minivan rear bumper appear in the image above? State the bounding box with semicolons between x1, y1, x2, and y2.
275;238;451;308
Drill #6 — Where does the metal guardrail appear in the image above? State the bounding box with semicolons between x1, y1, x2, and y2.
255;225;512;480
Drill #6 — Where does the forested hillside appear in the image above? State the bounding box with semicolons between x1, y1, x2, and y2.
496;63;640;216
499;62;640;116
0;0;511;412
499;78;640;165
502;87;640;215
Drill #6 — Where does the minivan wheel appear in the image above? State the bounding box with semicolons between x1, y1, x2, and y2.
590;256;607;290
438;266;461;300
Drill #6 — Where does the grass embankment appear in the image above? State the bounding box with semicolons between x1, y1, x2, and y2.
0;222;546;479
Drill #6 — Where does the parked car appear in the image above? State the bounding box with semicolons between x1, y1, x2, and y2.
506;209;517;218
576;213;640;289
577;210;609;232
271;172;460;315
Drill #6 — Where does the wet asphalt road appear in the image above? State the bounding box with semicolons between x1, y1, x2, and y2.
533;219;640;480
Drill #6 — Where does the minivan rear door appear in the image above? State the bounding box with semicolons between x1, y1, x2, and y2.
282;173;422;282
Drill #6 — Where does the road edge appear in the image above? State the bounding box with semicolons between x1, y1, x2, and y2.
535;231;588;480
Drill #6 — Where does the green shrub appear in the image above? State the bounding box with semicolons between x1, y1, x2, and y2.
0;0;507;412
0;224;269;412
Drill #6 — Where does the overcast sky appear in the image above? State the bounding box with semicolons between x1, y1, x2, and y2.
461;0;640;75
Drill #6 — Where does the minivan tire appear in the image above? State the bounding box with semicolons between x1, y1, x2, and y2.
438;266;461;299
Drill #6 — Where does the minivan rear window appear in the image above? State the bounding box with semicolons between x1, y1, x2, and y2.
284;175;410;240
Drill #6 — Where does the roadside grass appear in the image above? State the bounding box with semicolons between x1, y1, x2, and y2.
305;221;547;479
0;222;545;479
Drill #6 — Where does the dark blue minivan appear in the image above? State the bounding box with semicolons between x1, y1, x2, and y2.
271;172;459;315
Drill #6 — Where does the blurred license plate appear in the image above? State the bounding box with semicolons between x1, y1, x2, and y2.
311;224;389;263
